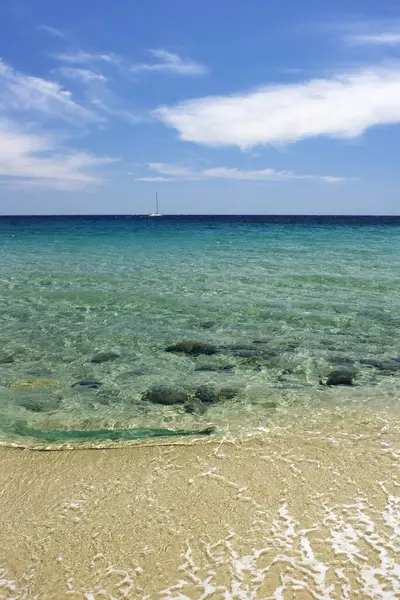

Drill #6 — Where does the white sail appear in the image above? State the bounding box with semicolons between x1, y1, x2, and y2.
149;192;162;216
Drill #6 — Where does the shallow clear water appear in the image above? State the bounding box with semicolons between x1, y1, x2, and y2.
0;215;399;447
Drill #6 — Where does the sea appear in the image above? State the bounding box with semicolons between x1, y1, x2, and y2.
0;215;399;599
0;215;399;448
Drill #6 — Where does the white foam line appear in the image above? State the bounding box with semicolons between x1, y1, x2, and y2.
160;480;400;600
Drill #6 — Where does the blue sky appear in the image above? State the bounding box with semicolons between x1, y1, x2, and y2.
1;0;400;214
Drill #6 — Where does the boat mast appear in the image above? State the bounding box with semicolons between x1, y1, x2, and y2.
156;192;159;214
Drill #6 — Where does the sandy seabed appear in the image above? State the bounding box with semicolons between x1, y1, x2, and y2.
0;409;399;600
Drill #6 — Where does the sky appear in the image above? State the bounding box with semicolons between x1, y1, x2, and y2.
1;0;400;214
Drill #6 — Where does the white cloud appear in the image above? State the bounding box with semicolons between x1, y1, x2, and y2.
55;67;107;83
0;58;100;125
154;66;400;149
0;119;117;191
131;49;207;76
133;162;354;184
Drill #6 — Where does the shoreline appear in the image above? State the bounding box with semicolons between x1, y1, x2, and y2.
1;411;399;599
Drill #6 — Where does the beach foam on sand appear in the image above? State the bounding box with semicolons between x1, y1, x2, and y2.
0;408;399;600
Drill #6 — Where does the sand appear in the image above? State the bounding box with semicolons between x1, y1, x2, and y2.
0;409;399;599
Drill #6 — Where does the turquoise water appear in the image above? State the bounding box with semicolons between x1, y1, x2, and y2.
0;216;399;447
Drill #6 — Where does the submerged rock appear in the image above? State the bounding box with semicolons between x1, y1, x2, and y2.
185;385;239;414
195;385;218;404
359;358;382;368
325;369;356;386
18;396;61;413
184;399;208;415
165;340;218;356
199;321;215;329
360;358;400;371
90;351;121;363
72;379;103;389
142;384;190;405
194;363;234;372
195;384;239;403
0;353;15;364
218;386;239;400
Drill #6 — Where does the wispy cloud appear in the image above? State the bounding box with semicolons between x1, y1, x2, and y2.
347;32;400;46
134;176;173;182
55;67;107;83
39;24;67;39
131;49;207;76
133;162;354;184
55;51;121;66
0;119;117;191
0;58;101;125
51;51;142;122
155;66;400;149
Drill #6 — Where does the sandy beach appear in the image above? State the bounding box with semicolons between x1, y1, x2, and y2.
1;408;399;599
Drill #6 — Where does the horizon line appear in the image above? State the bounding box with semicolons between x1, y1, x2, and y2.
1;213;400;218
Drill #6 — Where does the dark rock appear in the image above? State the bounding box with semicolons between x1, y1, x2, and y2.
217;387;238;400
194;384;239;404
195;385;218;403
360;358;400;371
184;399;208;415
360;358;382;367
374;360;400;372
142;385;190;405
194;363;233;372
0;354;15;364
325;369;356;386
252;339;270;344
72;379;103;389
199;321;215;329
90;352;121;364
165;341;218;356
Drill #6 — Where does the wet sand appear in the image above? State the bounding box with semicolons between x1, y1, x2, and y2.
0;410;399;599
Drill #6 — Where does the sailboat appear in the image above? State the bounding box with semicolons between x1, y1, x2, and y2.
149;192;162;217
